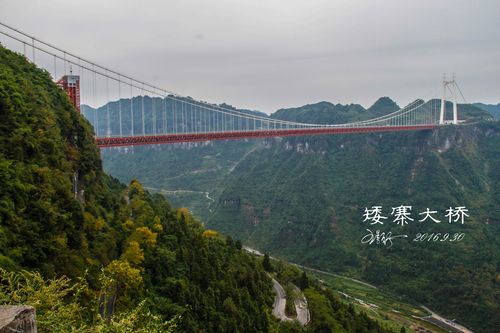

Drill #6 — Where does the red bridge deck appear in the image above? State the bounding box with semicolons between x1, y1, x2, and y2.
96;125;437;148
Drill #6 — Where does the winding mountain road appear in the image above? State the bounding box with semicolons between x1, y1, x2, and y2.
271;279;310;326
293;285;310;326
272;279;291;322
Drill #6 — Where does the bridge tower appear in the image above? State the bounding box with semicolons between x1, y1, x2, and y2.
439;75;446;124
57;73;81;113
439;74;459;125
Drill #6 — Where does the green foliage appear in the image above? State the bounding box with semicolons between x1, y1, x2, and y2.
0;268;87;332
91;301;179;333
299;272;309;290
270;262;393;333
0;45;105;278
304;288;390;333
0;268;177;332
284;283;296;318
143;207;274;332
263;253;273;272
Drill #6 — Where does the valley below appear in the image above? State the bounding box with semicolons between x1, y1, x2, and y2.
101;99;500;333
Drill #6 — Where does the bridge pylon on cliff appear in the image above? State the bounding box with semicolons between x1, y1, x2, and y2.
439;74;466;125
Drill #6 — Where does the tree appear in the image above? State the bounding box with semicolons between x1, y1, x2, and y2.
299;271;309;289
202;229;219;238
121;241;144;265
100;259;143;317
263;253;273;272
400;326;406;333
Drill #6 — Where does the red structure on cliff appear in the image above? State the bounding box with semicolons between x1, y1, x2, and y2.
57;74;80;113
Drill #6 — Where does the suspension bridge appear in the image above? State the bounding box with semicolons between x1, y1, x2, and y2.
0;22;463;148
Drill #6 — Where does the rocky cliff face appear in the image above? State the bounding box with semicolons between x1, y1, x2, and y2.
0;306;37;333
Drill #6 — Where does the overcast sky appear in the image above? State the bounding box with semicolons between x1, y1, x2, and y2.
1;0;499;113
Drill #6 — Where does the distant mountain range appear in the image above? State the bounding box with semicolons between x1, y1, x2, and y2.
270;96;490;124
474;102;500;119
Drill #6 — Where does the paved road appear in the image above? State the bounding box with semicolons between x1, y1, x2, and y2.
272;279;311;326
292;285;310;326
243;246;375;290
247;247;472;332
290;263;377;289
421;306;474;333
272;279;292;321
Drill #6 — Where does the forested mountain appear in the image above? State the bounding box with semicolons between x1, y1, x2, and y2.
0;46;399;332
206;121;500;332
474;102;500;119
102;95;500;332
0;43;274;332
270;97;490;125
